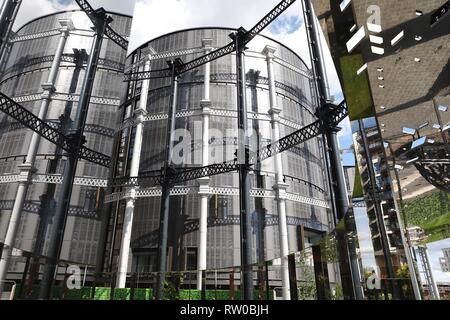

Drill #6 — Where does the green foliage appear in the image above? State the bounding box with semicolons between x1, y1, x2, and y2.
422;212;450;243
296;251;317;300
178;289;201;300
396;264;410;278
13;285;274;301
63;287;93;300
352;163;364;198
331;284;343;300
175;289;273;300
339;54;374;120
113;288;131;300
93;287;111;300
395;265;415;300
133;288;152;300
163;272;184;300
320;234;339;264
404;191;450;226
404;191;450;242
178;290;229;300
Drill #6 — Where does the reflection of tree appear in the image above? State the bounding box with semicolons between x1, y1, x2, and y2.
396;265;415;300
296;250;316;300
320;234;339;264
163;272;184;300
404;191;450;243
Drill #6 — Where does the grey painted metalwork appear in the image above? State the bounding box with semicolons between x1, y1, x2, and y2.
0;11;131;286
104;27;332;293
0;19;73;293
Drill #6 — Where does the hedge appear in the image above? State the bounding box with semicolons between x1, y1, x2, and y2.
13;286;273;300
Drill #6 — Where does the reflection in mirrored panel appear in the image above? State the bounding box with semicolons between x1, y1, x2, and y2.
403;127;416;136
411;136;427;150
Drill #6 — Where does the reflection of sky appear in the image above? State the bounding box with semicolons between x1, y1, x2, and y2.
350;117;377;133
354;206;376;268
416;238;450;284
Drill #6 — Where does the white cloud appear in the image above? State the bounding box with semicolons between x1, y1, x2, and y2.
129;0;295;53
354;206;377;268
129;0;343;94
9;0;343;100
11;0;135;30
12;0;72;30
338;117;352;144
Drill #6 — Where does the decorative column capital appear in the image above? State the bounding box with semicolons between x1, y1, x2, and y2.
273;182;289;199
198;177;210;194
41;83;56;93
202;38;214;50
201;100;212;113
18;163;35;184
262;45;277;60
273;182;289;190
269;107;282;122
58;19;74;35
126;188;137;201
134;107;148;124
329;126;342;134
41;83;55;99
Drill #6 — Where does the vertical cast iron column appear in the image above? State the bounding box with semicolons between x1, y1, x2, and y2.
0;19;73;294
231;29;253;300
116;59;151;288
155;59;181;300
197;38;213;290
38;11;110;299
263;45;291;300
302;0;364;299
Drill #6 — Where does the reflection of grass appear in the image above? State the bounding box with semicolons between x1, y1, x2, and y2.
339;53;374;120
404;191;450;243
422;212;450;243
352;162;364;198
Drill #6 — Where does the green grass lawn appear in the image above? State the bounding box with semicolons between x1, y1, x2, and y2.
352;162;364;198
339;53;374;120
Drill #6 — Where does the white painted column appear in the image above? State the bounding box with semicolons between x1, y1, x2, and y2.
197;38;212;290
0;19;74;293
116;59;151;288
263;45;291;300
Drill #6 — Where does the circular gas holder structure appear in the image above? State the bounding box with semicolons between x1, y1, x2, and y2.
105;27;334;274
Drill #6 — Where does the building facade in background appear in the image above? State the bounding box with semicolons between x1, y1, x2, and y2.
440;248;450;272
0;10;132;279
407;226;428;246
352;119;406;275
